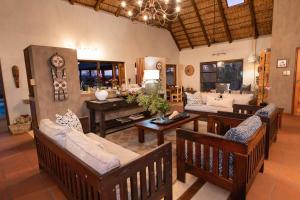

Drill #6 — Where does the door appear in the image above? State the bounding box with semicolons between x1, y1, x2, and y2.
0;60;9;133
294;49;300;115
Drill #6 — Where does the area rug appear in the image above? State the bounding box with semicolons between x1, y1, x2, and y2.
105;121;208;183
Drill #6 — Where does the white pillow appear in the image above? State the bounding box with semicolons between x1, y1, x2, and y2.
223;93;254;105
65;129;120;175
186;92;202;105
39;119;69;146
56;109;83;132
207;96;233;108
201;92;221;104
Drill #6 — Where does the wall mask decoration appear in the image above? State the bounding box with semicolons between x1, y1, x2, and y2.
49;53;68;101
185;65;195;76
12;65;20;88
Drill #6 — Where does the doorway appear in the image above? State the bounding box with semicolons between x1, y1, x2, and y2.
293;48;300;116
0;61;9;133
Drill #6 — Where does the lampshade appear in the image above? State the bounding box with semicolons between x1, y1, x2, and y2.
143;70;160;80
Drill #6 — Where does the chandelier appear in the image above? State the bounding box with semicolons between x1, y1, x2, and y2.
120;0;181;26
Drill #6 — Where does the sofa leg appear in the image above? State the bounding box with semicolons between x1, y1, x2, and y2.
259;163;264;173
177;163;186;182
231;191;246;200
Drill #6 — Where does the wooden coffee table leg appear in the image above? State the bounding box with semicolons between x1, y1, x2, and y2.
138;128;145;143
193;119;199;132
157;131;164;146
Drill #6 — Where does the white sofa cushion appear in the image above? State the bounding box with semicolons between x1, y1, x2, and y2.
201;92;221;104
65;129;120;175
185;105;233;113
185;92;202;105
223;93;254;105
207;96;233;108
39;119;69;146
86;133;140;165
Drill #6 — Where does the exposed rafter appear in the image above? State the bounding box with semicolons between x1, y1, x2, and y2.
178;16;193;49
249;0;258;38
68;0;75;5
190;0;210;47
216;0;232;43
168;23;181;51
94;0;104;11
115;7;121;17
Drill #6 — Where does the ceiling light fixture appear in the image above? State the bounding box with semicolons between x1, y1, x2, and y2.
120;0;181;26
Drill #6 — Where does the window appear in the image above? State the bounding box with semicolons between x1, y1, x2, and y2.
78;60;125;90
226;0;244;7
200;59;243;92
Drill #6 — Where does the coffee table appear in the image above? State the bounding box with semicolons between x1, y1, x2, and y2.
135;113;200;146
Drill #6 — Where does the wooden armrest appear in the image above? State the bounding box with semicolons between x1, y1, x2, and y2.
207;115;244;135
176;128;247;154
233;104;262;114
217;111;251;119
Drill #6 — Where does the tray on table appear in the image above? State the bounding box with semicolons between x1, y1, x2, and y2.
151;112;190;125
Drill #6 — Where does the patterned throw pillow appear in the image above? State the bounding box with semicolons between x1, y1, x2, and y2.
186;92;202;105
56;109;83;133
255;103;276;117
225;115;262;143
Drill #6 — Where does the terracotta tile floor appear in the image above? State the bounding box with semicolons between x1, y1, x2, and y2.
0;114;300;199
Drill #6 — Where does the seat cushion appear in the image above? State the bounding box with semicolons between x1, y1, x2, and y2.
185;105;233;113
255;103;276;117
86;133;140;165
65;130;120;175
201;92;221;104
39;119;69;147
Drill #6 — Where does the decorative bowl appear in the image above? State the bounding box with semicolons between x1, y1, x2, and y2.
95;90;108;101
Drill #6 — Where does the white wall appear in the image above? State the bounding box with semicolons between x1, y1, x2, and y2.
0;0;179;123
179;36;272;91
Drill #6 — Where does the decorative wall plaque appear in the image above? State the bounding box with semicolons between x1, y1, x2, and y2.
185;65;194;76
49;53;68;101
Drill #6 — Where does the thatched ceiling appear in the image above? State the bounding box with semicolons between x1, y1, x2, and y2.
66;0;273;50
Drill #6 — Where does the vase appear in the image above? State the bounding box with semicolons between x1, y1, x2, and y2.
156;111;165;122
95;89;108;101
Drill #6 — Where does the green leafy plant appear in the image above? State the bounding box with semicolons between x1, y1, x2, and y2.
126;90;170;115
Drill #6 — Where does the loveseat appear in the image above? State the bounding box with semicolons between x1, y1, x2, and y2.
183;92;256;120
176;114;266;200
35;119;173;200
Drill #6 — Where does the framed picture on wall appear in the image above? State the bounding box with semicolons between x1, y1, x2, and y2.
277;59;288;68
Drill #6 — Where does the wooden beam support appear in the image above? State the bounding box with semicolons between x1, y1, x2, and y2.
190;0;210;47
178;16;194;49
168;23;181;51
94;0;104;11
115;7;121;17
216;0;232;43
249;0;258;38
69;0;75;5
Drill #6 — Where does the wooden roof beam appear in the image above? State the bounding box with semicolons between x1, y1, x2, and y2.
216;0;232;43
168;23;181;51
69;0;75;5
178;16;194;49
95;0;104;11
190;0;210;47
115;7;121;17
249;0;258;38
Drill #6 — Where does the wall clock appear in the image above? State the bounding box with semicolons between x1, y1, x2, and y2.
185;65;194;76
156;61;163;71
49;53;68;101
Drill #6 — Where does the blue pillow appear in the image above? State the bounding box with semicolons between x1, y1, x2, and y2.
224;115;262;143
255;103;276;117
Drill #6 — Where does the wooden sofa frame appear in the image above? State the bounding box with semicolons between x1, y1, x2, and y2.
34;128;173;200
176;115;266;200
218;104;279;159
